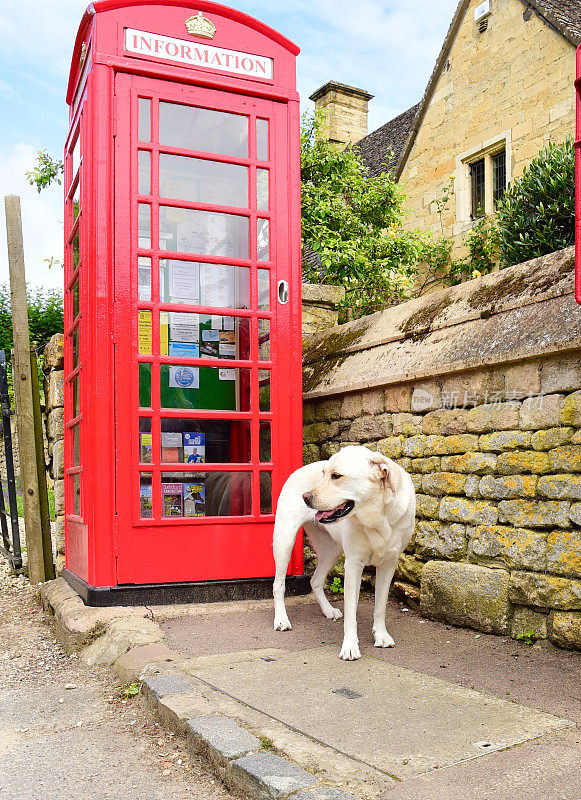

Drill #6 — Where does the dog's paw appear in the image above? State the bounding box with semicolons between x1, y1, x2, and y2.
325;607;343;621
339;639;361;660
373;630;395;648
274;616;292;631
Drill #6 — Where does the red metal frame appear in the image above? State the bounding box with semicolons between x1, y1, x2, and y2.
575;45;581;303
64;1;303;590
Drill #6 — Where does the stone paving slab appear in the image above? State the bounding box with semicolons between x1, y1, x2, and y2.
190;645;574;780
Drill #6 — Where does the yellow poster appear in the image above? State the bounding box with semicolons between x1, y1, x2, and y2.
160;311;169;355
138;310;152;354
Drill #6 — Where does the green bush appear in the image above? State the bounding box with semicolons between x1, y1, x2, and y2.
0;284;63;353
496;139;574;267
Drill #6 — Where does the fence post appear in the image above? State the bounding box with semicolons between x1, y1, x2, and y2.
4;195;54;583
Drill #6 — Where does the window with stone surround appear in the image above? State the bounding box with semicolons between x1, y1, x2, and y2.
454;131;511;234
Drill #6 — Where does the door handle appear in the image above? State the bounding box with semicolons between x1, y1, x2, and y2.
277;280;289;304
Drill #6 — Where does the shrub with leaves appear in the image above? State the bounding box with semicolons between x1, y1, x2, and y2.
495;139;574;267
25;150;64;193
301;112;427;318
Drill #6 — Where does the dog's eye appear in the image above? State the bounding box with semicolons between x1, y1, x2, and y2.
331;473;343;480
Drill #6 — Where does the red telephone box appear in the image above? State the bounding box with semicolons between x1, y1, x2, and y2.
62;0;307;604
575;45;581;303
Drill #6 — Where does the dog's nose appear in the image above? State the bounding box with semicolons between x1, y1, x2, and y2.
303;491;315;508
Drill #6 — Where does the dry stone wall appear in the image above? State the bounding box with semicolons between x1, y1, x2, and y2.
302;249;581;651
43;334;65;564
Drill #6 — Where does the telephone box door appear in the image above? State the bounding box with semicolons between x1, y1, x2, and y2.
113;74;301;584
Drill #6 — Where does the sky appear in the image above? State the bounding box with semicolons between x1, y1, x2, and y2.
0;0;459;291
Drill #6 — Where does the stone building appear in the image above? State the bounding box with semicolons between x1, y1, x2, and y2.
311;0;581;257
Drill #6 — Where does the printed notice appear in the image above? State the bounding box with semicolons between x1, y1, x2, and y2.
218;331;236;357
138;310;152;354
169;365;199;389
219;368;236;381
211;315;223;330
170;312;199;342
169;342;199;358
160;311;169;355
169;261;200;302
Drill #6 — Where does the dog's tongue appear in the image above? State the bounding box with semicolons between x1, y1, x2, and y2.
315;503;347;522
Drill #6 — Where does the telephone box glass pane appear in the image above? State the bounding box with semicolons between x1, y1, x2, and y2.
161;471;252;517
258;319;270;361
139;363;152;407
260;472;272;514
160;154;248;208
72;278;80;319
139;472;153;518
138;203;151;248
256;119;268;161
72;180;80;222
139;418;152;463
138;150;151;195
159;206;249;259
259;421;271;462
73;229;80;268
160;260;250;309
257;169;269;210
159;312;250;359
138;98;151;142
72;325;80;368
72;473;81;516
138;310;152;354
72;376;80;417
160;365;250;410
257;218;269;261
138;257;151;301
159;103;248;158
257;269;269;310
72;424;81;467
161;418;251;463
259;370;270;411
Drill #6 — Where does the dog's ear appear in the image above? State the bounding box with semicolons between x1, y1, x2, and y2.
369;453;399;493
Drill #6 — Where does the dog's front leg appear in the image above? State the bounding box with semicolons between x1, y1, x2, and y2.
339;554;367;660
372;554;399;647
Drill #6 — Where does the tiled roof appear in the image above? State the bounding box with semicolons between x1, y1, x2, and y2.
525;0;581;45
355;103;421;177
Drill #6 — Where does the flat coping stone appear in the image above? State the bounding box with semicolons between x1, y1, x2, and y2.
142;673;192;701
230;751;318;798
186;714;260;760
292;790;359;800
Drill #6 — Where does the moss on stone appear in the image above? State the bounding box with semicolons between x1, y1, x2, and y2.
302;322;370;393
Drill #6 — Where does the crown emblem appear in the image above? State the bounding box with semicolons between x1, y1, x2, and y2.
185;11;216;39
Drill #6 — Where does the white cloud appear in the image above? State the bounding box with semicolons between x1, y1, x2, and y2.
0;142;63;291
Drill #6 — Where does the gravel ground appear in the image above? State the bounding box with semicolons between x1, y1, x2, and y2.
0;554;236;800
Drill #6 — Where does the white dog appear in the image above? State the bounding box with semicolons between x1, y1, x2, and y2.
273;445;416;661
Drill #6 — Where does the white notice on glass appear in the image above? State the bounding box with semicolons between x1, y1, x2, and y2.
223;316;235;331
211;315;222;330
218;369;236;381
169;261;200;302
170;312;199;342
201;264;235;308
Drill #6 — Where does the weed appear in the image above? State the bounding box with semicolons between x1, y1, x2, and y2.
330;576;344;594
259;736;275;751
119;681;142;699
515;629;537;646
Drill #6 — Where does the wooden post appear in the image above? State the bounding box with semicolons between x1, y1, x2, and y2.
4;195;54;583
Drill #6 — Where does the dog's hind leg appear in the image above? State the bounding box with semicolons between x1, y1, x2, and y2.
305;521;343;621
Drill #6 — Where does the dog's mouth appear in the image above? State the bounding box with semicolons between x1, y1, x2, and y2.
314;500;355;524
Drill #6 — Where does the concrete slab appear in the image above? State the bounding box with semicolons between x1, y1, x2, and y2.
189;646;573;780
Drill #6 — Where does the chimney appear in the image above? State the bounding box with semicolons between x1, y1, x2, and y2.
309;81;373;146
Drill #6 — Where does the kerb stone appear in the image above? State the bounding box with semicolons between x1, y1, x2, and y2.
230;752;318;799
187;714;260;764
292;789;359;800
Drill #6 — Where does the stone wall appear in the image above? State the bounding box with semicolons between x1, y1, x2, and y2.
43;334;65;564
302;248;581;651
